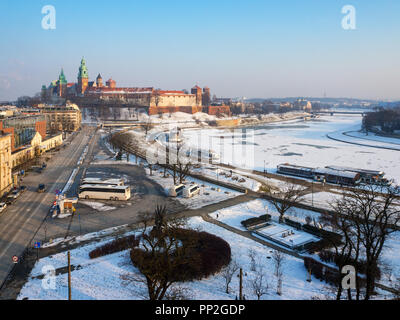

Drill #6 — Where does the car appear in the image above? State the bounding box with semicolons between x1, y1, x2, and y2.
19;185;27;193
6;196;15;205
10;189;21;199
37;184;46;193
0;203;7;213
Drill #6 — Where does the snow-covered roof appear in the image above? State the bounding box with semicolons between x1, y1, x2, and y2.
314;168;359;179
326;166;384;176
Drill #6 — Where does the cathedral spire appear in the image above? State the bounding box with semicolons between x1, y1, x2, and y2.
58;68;67;84
78;57;89;79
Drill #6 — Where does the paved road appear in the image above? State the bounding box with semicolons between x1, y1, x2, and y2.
0;126;94;290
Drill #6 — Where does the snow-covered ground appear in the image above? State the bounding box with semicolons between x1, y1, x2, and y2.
344;130;400;147
80;201;116;212
145;168;241;209
18;217;332;300
18;204;399;300
210;199;321;229
301;192;343;210
328;127;400;151
182;115;400;184
192;166;261;192
209;198;400;289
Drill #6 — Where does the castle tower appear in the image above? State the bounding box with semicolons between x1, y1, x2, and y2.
106;78;116;89
96;74;103;88
77;57;89;95
57;68;67;98
41;85;48;101
191;85;202;106
202;86;211;107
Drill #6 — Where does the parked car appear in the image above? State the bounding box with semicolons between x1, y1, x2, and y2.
19;185;27;193
10;189;21;199
31;166;43;173
0;203;7;213
6;196;15;205
37;184;46;193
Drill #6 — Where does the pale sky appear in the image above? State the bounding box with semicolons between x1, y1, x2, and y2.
0;0;399;101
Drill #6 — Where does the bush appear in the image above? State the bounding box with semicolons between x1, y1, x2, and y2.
304;257;369;288
89;235;139;259
241;215;271;228
318;250;336;263
284;217;302;230
131;228;231;282
304;257;340;286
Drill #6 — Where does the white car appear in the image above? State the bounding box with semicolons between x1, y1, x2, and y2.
0;202;7;213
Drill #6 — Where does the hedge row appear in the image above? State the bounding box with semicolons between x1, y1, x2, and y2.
304;256;340;285
89;235;139;259
318;250;381;279
304;257;368;288
283;217;302;230
241;214;271;228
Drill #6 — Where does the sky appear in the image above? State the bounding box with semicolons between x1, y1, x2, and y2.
0;0;399;101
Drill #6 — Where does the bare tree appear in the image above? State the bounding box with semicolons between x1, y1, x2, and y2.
269;185;305;223
221;259;240;294
167;143;193;185
144;118;154;135
250;265;269;300
128;205;195;300
248;249;257;272
164;285;193;300
322;185;400;300
272;250;286;295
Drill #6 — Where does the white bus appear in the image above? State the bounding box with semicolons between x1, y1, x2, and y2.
82;178;124;186
79;184;131;201
184;184;200;198
168;184;185;197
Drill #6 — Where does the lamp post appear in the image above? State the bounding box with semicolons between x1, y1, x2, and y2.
311;180;314;207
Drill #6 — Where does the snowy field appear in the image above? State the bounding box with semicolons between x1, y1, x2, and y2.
145;168;241;209
18;217;333;300
209;198;400;289
182;115;400;184
210;199;321;229
192;166;262;192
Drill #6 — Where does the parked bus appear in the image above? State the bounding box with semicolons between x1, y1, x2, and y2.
184;184;200;198
79;184;131;201
82;178;124;186
168;184;185;197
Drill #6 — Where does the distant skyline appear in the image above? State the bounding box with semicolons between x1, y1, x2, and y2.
0;0;399;101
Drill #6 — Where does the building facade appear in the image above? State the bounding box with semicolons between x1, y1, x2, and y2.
0;134;13;197
11;133;63;170
0;115;46;152
38;104;82;132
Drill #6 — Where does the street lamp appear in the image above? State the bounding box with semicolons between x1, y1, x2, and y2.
311;180;314;207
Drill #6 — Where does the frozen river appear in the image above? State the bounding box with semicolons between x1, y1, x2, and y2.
182;114;400;184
